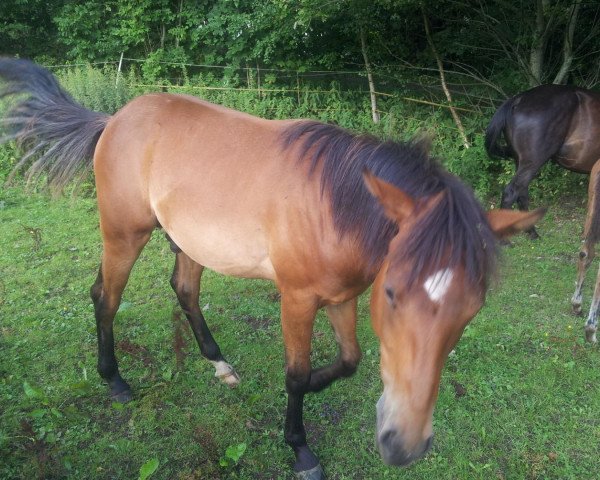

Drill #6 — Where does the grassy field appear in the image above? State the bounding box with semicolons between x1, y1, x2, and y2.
1;186;599;480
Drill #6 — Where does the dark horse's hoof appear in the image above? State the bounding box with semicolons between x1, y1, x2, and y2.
111;389;133;403
295;463;325;480
526;228;540;240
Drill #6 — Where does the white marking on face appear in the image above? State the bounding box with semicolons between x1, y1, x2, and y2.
423;268;454;303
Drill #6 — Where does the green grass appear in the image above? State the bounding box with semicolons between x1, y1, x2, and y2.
1;187;599;479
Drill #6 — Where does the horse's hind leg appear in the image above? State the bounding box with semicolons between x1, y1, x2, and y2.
500;147;549;239
502;158;545;239
516;187;540;240
169;248;240;386
91;230;152;402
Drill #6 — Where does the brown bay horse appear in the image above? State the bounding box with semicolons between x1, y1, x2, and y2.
0;59;544;479
486;84;600;342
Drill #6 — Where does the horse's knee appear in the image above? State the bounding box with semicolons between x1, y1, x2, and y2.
90;282;102;305
90;270;103;304
578;248;594;268
286;368;310;394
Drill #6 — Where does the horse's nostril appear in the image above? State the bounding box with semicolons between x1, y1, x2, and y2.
378;430;434;467
379;429;396;445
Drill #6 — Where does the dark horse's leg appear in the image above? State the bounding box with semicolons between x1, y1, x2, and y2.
91;230;152;402
501;158;545;240
169;248;239;385
281;293;361;479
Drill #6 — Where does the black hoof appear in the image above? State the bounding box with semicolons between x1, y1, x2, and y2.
294;464;325;480
526;229;540;240
108;377;133;403
111;388;133;403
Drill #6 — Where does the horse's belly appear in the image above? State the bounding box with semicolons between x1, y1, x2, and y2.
169;222;275;279
153;191;276;280
557;141;600;172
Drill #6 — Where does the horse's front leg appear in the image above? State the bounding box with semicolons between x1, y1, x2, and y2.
309;299;362;392
281;295;362;479
281;290;324;479
584;263;600;343
573;165;600;316
572;241;595;315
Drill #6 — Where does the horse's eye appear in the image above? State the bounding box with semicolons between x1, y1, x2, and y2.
385;286;395;304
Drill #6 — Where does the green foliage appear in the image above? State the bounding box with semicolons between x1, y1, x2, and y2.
57;65;133;114
138;458;160;480
219;442;247;468
0;143;18;185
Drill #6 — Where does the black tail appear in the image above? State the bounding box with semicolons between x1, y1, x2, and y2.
484;96;515;159
0;58;109;190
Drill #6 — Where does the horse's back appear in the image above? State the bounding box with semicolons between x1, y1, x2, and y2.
506;85;600;171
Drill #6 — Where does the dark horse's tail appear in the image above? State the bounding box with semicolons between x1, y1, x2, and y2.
0;58;109;190
484;96;515;159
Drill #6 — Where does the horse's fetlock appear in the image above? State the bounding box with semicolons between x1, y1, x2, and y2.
97;362;118;381
284;430;307;447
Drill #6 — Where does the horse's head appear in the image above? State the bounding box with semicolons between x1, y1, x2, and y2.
363;171;545;466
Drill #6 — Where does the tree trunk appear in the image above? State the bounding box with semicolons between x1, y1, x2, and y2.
529;0;549;86
360;27;380;124
175;0;184;49
422;9;470;149
553;0;581;84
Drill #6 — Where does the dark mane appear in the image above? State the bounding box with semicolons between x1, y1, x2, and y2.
281;120;497;289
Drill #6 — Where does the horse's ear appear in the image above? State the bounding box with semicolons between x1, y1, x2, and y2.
363;169;416;222
486;207;547;239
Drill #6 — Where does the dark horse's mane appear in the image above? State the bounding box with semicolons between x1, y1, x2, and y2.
281;120;498;289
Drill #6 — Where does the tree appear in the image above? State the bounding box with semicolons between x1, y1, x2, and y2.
0;0;65;61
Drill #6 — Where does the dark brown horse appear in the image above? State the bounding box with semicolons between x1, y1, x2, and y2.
485;84;600;238
0;59;543;479
485;84;600;342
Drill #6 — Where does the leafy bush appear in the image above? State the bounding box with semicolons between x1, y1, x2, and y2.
57;64;132;114
0;143;18;185
0;63;590;204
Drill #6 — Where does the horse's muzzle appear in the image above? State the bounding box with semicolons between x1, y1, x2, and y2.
376;394;434;466
376;429;433;466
